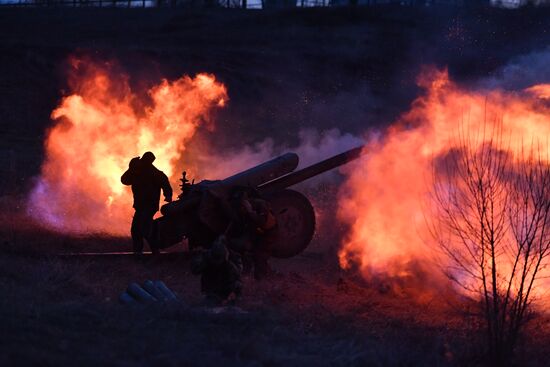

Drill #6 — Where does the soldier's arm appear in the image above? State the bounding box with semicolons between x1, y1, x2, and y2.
120;169;133;185
121;157;140;185
243;199;271;227
159;172;173;202
256;200;276;230
241;199;263;226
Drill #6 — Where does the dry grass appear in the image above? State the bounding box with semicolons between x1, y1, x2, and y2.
1;197;550;365
0;6;549;365
0;209;460;366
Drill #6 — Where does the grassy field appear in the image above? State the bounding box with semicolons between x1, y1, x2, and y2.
2;190;550;365
0;211;471;366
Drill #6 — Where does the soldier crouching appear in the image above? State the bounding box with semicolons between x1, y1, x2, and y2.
228;189;276;280
191;235;243;306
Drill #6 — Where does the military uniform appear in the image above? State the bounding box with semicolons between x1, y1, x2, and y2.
227;191;276;279
191;236;243;304
121;152;172;255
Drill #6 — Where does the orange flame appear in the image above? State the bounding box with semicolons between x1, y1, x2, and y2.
526;84;550;100
28;58;227;235
337;69;550;296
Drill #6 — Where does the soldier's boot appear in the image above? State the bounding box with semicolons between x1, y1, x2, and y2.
132;237;144;256
149;241;160;256
253;247;274;280
241;253;254;276
202;293;223;307
131;214;144;256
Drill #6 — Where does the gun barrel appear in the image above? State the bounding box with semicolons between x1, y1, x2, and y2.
218;152;299;189
160;152;299;216
258;145;365;193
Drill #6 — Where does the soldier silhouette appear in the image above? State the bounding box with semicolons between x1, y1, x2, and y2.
121;152;173;255
191;235;243;305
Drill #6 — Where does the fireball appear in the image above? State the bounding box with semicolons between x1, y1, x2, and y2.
28;57;227;235
337;68;550;296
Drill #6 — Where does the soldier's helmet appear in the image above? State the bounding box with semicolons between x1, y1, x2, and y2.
141;151;156;165
209;236;229;265
129;157;141;169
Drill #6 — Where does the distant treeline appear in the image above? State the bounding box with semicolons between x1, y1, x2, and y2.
0;0;547;11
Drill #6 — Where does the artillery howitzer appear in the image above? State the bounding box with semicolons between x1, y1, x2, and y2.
150;146;364;258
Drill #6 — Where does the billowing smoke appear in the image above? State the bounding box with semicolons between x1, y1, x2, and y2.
27;48;550;302
27;56;364;236
337;53;550;298
27;57;227;235
491;0;550;8
188;128;364;184
479;46;550;90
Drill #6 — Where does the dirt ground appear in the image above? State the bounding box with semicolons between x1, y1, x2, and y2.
1;5;550;366
0;207;471;367
2;196;550;366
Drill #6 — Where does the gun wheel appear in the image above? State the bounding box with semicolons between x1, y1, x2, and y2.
264;189;316;259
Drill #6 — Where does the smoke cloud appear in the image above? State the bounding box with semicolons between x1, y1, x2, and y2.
479;46;550;90
186;128;364;187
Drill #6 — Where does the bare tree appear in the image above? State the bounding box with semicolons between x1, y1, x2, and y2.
431;124;550;366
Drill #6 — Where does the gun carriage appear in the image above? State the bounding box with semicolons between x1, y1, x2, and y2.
151;146;364;258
